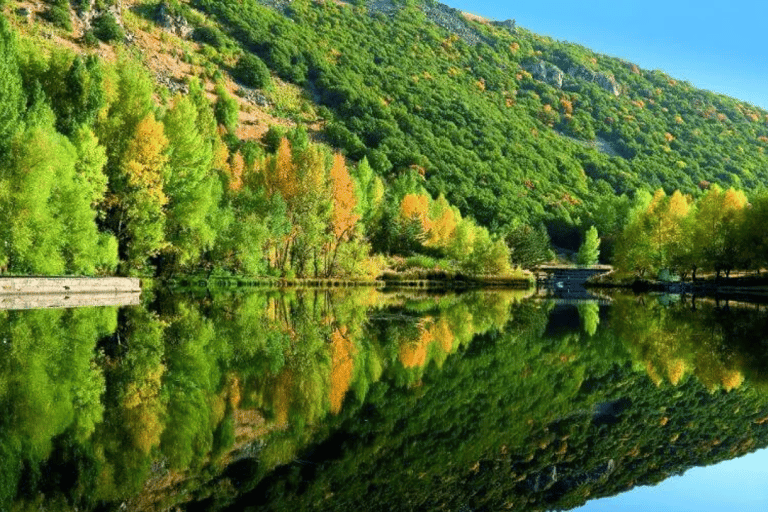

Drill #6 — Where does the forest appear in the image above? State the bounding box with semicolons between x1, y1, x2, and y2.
3;0;768;277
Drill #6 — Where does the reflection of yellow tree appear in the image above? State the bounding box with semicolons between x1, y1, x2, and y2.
613;296;745;391
400;319;434;369
329;327;356;414
122;364;166;454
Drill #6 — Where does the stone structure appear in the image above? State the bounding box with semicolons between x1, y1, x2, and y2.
0;277;141;295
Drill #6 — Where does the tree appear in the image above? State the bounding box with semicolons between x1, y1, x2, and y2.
214;83;239;135
505;223;551;268
162;94;220;269
692;185;748;278
327;153;360;275
234;53;271;89
577;226;600;266
116;114;169;271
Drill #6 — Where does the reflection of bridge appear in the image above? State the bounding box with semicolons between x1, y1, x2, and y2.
534;265;613;301
535;296;613;306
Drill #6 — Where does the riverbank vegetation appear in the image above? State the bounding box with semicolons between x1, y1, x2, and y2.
613;186;768;281
0;13;512;279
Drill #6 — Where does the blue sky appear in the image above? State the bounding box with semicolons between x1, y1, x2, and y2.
572;447;768;511
445;1;768;110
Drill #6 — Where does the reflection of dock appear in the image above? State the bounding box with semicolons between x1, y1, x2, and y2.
534;265;613;287
0;292;141;310
535;296;613;306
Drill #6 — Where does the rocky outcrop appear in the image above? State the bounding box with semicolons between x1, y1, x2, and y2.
76;0;125;32
421;3;487;46
155;2;193;39
525;59;621;97
238;87;271;108
567;64;621;96
492;18;517;33
155;72;189;95
525;60;565;89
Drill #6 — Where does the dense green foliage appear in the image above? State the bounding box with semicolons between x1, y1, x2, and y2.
5;0;768;275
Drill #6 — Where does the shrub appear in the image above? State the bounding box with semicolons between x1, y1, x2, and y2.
214;84;238;134
82;30;98;47
43;5;72;31
91;13;124;42
234;53;271;89
192;26;226;49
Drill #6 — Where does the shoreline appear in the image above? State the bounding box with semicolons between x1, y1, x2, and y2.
168;274;534;291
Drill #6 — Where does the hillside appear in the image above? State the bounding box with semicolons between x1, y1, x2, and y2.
187;0;768;238
2;0;767;275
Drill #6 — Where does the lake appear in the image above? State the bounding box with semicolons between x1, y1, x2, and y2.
2;287;768;511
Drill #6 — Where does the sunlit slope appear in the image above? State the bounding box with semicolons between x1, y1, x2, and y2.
192;0;768;236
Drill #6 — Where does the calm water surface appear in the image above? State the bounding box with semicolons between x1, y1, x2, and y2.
2;289;768;511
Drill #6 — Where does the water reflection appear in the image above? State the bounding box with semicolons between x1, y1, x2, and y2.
1;291;768;510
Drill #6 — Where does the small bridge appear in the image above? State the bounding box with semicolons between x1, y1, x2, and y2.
533;266;613;301
534;265;613;286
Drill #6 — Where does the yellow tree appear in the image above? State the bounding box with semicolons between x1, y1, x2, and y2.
327;153;360;276
692;186;748;278
426;194;457;249
330;153;359;241
117;114;169;270
328;327;356;414
264;137;298;202
665;190;693;277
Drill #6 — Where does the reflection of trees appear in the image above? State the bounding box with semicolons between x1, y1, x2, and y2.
611;295;752;391
0;307;116;509
10;291;768;511
233;298;768;512
1;289;529;510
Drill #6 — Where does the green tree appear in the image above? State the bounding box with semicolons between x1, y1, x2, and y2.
577;226;600;266
234;53;271;89
505;223;551;268
162;94;221;269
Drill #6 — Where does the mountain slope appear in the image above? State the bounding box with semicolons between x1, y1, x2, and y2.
190;0;768;241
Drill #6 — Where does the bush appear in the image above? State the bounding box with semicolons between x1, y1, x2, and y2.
43;5;72;31
214;84;238;134
192;26;226;49
234;53;271;89
91;13;124;42
82;30;98;47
